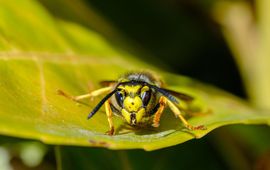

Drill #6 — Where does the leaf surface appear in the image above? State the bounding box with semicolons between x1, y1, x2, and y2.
0;0;269;151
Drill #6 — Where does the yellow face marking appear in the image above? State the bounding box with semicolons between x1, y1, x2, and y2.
118;85;142;94
124;85;141;94
117;85;125;91
122;109;131;124
121;108;146;124
141;86;149;93
123;96;142;112
136;108;145;123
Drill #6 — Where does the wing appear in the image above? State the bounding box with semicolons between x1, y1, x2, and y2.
99;80;117;87
163;88;194;102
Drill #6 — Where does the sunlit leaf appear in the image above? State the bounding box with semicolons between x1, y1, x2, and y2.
0;0;269;151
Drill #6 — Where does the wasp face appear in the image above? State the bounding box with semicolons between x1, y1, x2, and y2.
115;84;152;125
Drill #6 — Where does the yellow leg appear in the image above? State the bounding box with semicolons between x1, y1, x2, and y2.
152;96;167;127
166;99;205;130
58;87;112;101
105;100;114;135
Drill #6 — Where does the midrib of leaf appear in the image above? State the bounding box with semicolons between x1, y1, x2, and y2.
34;59;48;118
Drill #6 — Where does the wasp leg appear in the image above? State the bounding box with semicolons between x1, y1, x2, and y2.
166;99;205;130
152;96;167;127
105;100;114;135
58;87;113;102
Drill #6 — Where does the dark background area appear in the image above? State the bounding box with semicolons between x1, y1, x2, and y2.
85;0;246;98
39;0;247;97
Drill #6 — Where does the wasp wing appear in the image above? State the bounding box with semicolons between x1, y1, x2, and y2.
99;80;118;87
163;88;194;102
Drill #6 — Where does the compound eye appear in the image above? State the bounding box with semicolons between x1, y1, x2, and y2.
115;91;124;107
141;90;151;107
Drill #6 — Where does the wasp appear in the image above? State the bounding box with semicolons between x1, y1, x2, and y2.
58;71;205;135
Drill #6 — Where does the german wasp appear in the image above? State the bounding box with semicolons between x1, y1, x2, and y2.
58;71;205;135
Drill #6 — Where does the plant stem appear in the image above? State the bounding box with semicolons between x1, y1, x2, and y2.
54;146;62;170
213;1;270;110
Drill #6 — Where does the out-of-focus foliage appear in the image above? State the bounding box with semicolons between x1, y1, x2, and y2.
213;0;270;109
0;137;52;170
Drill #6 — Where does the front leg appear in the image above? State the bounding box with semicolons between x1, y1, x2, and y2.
57;86;113;102
166;99;205;130
152;96;167;127
105;100;114;135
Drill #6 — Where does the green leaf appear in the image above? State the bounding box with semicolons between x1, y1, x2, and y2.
0;0;269;151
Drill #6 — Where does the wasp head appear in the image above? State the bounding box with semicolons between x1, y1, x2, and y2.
115;84;152;125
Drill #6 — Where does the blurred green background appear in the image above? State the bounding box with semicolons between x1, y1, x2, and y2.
1;0;270;169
